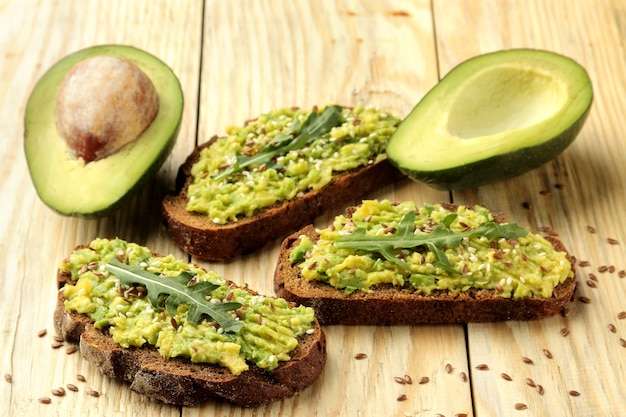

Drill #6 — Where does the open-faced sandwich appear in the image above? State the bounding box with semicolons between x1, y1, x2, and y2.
54;238;326;406
275;199;577;325
162;105;401;261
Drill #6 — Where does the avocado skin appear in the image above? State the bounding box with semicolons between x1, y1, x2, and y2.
393;107;591;191
387;49;593;191
24;45;183;218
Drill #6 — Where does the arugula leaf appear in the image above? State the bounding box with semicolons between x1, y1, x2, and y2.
213;105;343;181
334;211;529;273
105;259;243;333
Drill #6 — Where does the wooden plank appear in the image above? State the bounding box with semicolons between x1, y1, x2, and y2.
185;1;470;416
0;0;202;416
433;0;626;415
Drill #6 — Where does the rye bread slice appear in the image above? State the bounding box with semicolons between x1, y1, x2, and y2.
54;256;327;407
274;204;578;325
162;124;402;262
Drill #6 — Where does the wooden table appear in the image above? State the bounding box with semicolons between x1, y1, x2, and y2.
1;1;625;416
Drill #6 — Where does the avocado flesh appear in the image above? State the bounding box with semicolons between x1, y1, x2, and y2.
387;49;593;190
24;45;183;217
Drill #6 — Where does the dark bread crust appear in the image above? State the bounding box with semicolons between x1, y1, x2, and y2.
274;205;578;325
162;128;402;261
54;258;327;407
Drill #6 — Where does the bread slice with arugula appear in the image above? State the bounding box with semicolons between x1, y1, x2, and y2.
54;238;326;407
162;105;401;261
274;200;577;325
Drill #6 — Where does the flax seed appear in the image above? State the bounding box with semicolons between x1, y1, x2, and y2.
51;387;66;396
609;324;617;333
475;364;489;370
460;372;468;382
607;238;619;245
37;329;47;338
587;225;596;233
87;389;100;397
51;341;63;349
53;335;64;343
569;390;580;396
536;384;544;395
522;201;531;209
578;260;591;267
38;397;52;404
525;378;536;387
618;311;626;320
620;338;626;347
4;373;11;383
445;363;453;373
418;376;430;384
609;265;616;273
170;318;179;330
404;375;413;384
619;270;626;278
397;394;407;401
543;349;553;359
456;414;468;417
588;273;598;281
501;373;512;381
76;374;86;382
394;376;406;385
515;403;528;410
66;346;78;355
578;296;592;304
522;356;534;364
587;280;597;288
560;327;570;337
66;383;79;392
598;265;609;273
354;353;367;360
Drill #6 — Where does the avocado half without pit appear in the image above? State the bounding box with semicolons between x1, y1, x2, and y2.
386;49;593;190
24;45;184;217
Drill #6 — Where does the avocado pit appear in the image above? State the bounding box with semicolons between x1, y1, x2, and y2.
54;55;159;162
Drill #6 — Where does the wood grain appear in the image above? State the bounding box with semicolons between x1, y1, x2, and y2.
1;0;625;416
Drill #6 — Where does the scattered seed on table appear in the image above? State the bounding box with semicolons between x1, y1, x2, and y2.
578;260;591;267
397;394;407;401
445;363;453;374
539;189;550;195
522;201;532;210
619;270;626;278
618;311;626;320
51;342;63;349
76;374;86;382
525;377;536;387
51;387;66;397
404;375;413;384
609;324;617;333
66;346;78;355
578;296;592;304
475;364;489;370
53;335;64;343
354;353;367;360
598;265;609;273
38;397;52;404
418;376;430;384
37;329;47;338
460;372;468;382
569;390;580;397
587;225;596;234
522;357;534;365
4;373;12;383
609;265;616;273
515;403;528;410
394;376;406;385
560;327;570;337
87;389;100;397
543;349;553;359
501;373;512;381
607;238;619;245
456;414;468;417
66;383;79;392
555;183;565;189
587;280;597;288
620;338;626;347
536;384;545;395
588;273;598;281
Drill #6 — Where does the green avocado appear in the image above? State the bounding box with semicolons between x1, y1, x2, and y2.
24;45;183;217
386;49;593;190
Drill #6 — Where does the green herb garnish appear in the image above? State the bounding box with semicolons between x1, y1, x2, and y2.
335;211;529;273
105;259;243;333
213;105;343;181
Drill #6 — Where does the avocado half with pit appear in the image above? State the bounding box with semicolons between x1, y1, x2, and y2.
387;49;593;190
24;45;183;217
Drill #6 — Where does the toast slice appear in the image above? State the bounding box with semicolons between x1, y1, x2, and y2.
54;238;326;407
162;105;402;261
274;200;578;325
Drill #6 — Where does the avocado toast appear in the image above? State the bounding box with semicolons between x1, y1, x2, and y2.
54;238;326;406
274;200;577;325
162;105;402;261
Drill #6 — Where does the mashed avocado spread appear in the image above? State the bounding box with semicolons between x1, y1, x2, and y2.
186;106;399;224
290;200;574;298
60;238;315;375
